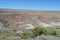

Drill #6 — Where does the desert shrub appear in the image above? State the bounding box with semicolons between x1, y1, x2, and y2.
22;31;31;39
55;31;60;37
32;26;44;36
13;29;17;32
45;28;54;35
45;27;60;37
51;30;57;36
43;30;48;35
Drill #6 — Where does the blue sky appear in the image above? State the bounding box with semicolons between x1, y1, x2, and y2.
0;0;60;10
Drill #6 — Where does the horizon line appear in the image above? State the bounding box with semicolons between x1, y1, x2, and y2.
0;8;60;11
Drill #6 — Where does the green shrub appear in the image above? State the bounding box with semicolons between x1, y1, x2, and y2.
32;26;44;36
22;31;31;39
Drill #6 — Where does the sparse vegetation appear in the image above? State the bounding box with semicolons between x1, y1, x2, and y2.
0;26;60;40
0;9;60;40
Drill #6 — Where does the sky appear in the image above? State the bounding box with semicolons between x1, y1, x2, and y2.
0;0;60;10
